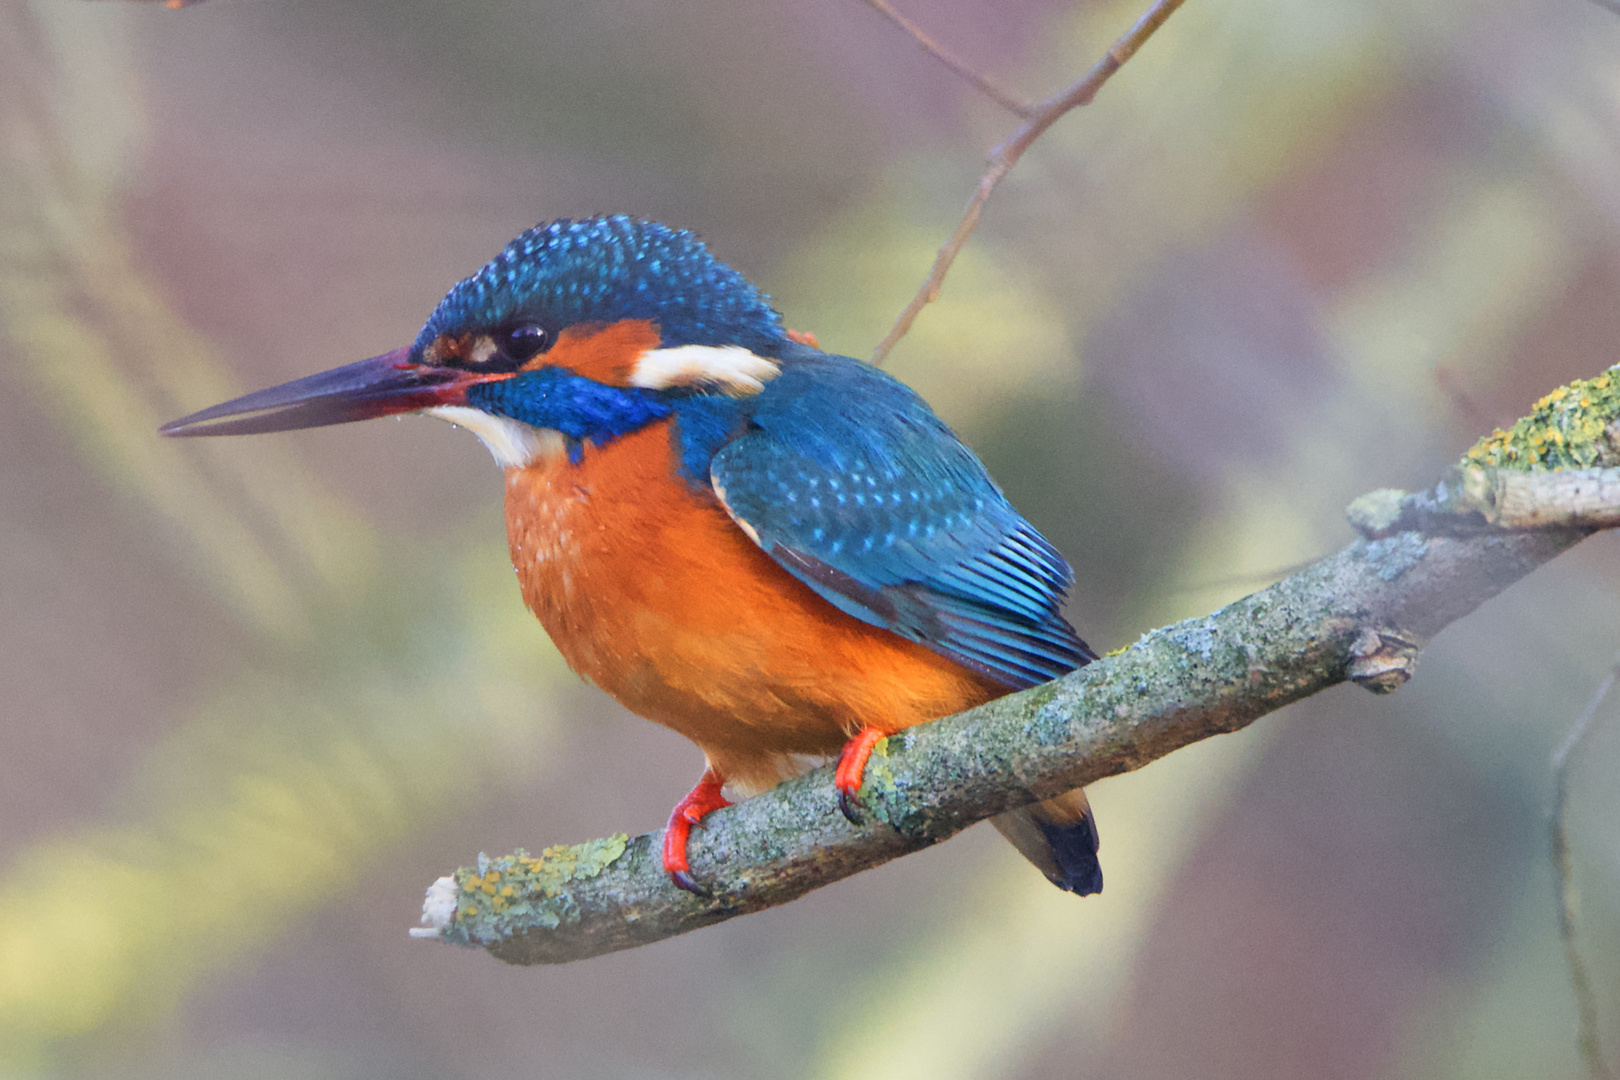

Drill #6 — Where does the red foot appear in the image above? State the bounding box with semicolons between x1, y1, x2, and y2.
663;768;731;894
785;327;821;349
835;728;886;824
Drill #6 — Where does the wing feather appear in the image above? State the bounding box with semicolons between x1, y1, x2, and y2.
709;357;1094;689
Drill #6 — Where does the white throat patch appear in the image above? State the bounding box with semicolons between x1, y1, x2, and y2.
424;405;564;468
629;344;779;396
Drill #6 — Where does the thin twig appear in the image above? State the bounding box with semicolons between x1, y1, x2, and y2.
1551;655;1619;1080
861;0;1035;117
871;0;1189;365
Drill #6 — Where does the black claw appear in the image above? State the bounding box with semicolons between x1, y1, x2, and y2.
838;789;865;826
670;869;707;896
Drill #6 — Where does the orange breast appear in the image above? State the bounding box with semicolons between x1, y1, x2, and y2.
503;420;1003;792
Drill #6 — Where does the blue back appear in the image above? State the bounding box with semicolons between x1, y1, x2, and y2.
707;354;1093;688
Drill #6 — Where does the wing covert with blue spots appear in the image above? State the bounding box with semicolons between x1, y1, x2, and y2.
710;356;1094;689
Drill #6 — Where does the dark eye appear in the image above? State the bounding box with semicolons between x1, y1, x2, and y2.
492;324;549;365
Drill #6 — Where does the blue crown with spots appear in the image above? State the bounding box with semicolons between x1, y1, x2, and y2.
413;216;788;357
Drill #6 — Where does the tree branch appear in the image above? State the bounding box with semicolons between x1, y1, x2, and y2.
420;528;1583;963
860;0;1035;117
1348;466;1620;535
870;0;1188;364
1349;375;1620;537
414;364;1620;966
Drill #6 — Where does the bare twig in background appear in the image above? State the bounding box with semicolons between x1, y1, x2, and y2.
1550;655;1619;1080
861;0;1035;117
1165;556;1322;598
871;0;1188;364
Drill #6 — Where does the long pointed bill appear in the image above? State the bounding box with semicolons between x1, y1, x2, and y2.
160;347;485;437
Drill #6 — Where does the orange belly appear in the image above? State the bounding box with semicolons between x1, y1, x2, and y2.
503;421;1004;793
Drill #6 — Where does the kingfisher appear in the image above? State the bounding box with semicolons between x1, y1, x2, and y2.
161;216;1103;895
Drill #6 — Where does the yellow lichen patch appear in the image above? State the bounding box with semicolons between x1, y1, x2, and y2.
522;836;631;886
1465;365;1620;471
859;738;901;824
442;835;632;944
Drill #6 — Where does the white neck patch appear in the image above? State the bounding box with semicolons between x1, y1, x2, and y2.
629;344;780;396
424;405;564;469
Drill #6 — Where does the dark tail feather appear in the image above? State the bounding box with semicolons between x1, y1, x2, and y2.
990;787;1103;896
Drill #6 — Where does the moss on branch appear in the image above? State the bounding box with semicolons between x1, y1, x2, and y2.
1350;365;1620;536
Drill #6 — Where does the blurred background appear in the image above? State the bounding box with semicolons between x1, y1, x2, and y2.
2;0;1619;1076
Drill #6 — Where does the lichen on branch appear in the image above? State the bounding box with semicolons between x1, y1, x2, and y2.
427;837;630;947
1350;364;1620;536
1468;367;1620;470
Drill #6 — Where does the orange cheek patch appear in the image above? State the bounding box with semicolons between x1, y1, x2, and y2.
536;319;661;385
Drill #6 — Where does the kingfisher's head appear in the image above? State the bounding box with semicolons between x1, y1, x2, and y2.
161;216;794;467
